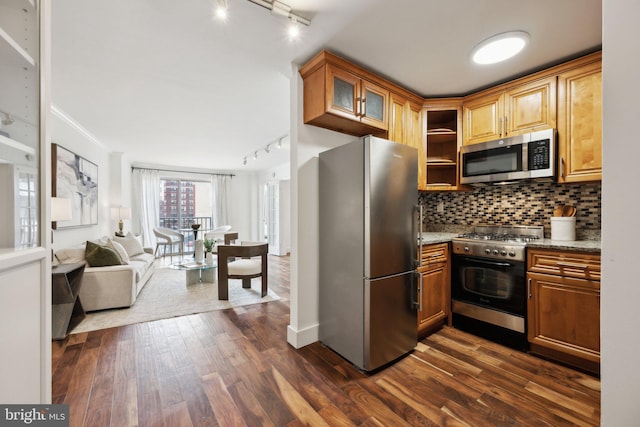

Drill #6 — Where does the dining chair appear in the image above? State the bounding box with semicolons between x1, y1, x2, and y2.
217;241;268;300
153;227;185;261
204;225;233;245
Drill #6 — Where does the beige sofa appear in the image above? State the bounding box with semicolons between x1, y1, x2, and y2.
54;235;156;312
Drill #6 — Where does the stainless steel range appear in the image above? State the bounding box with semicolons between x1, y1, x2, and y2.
450;225;544;350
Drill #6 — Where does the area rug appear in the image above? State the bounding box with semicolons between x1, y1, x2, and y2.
72;266;280;334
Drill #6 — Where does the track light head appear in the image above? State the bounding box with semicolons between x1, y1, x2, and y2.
243;157;247;166
288;18;301;40
265;144;271;153
254;151;258;160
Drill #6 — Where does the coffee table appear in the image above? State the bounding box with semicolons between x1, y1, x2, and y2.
169;260;218;285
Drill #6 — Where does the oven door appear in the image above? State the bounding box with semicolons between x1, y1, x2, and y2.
451;255;525;316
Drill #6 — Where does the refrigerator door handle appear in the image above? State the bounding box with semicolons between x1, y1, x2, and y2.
415;204;423;268
413;270;422;311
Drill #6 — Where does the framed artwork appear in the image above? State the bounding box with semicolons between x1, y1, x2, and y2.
52;143;98;229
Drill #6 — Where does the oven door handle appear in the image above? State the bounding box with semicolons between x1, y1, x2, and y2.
463;257;513;268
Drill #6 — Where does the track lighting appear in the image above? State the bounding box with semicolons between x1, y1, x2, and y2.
246;0;311;31
242;135;288;165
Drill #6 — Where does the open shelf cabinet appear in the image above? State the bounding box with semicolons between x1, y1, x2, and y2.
423;99;468;191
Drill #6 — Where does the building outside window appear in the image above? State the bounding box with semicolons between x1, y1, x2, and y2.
159;179;213;252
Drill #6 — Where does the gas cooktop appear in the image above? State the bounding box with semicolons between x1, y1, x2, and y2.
452;225;544;262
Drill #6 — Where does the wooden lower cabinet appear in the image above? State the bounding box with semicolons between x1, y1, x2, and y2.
527;248;600;374
418;243;450;337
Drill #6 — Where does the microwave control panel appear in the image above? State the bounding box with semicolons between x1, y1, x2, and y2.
528;139;551;170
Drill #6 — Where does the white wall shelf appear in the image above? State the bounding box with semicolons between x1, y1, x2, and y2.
0;26;36;68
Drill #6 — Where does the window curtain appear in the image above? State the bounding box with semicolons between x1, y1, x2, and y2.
132;168;160;246
211;174;230;228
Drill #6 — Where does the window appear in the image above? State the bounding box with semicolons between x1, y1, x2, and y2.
159;179;213;251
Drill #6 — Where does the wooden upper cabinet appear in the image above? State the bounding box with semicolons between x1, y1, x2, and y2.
408;102;426;191
463;76;557;145
326;65;388;130
388;93;407;144
505;77;556;135
389;93;426;190
462;90;503;145
557;59;602;183
300;50;397;136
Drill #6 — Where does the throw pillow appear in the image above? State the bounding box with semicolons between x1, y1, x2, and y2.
113;233;145;257
107;239;130;264
85;241;124;267
54;247;86;264
128;232;144;247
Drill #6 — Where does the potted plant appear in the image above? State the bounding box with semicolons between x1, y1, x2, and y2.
204;238;215;265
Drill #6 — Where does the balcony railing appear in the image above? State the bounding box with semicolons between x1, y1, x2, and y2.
159;216;213;252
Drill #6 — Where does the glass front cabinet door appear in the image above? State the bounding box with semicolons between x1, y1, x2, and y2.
327;64;388;131
0;0;41;250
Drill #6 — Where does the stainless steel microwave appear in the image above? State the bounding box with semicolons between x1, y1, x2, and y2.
460;129;556;184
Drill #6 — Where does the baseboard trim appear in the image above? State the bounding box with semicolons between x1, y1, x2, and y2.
287;323;319;349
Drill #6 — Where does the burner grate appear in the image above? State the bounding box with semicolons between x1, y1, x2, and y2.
456;225;544;244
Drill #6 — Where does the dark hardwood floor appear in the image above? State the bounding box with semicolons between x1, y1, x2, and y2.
52;254;600;426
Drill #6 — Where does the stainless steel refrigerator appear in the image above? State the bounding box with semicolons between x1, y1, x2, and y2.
319;135;419;371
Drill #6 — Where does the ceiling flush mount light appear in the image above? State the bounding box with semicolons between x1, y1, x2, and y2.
215;0;228;20
471;31;530;65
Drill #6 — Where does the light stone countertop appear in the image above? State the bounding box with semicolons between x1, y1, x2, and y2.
526;239;601;253
419;232;601;253
419;232;459;245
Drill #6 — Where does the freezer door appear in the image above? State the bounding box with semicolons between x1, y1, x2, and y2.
364;136;418;279
364;271;417;371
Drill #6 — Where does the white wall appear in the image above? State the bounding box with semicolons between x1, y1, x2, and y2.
601;0;640;424
287;67;353;348
258;160;292;255
228;171;259;241
50;113;112;249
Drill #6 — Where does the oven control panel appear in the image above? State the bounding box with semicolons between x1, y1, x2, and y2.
452;240;526;262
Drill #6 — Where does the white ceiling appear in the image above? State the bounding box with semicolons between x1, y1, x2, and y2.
51;0;602;172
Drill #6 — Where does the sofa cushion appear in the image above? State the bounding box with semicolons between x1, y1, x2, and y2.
113;233;145;257
85;241;124;267
107;239;130;264
55;247;86;264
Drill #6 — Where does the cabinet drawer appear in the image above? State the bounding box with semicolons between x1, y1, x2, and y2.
527;249;600;281
420;243;449;266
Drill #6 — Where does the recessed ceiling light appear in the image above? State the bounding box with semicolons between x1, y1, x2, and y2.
471;31;530;65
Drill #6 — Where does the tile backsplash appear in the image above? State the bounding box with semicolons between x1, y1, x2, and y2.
419;180;601;240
